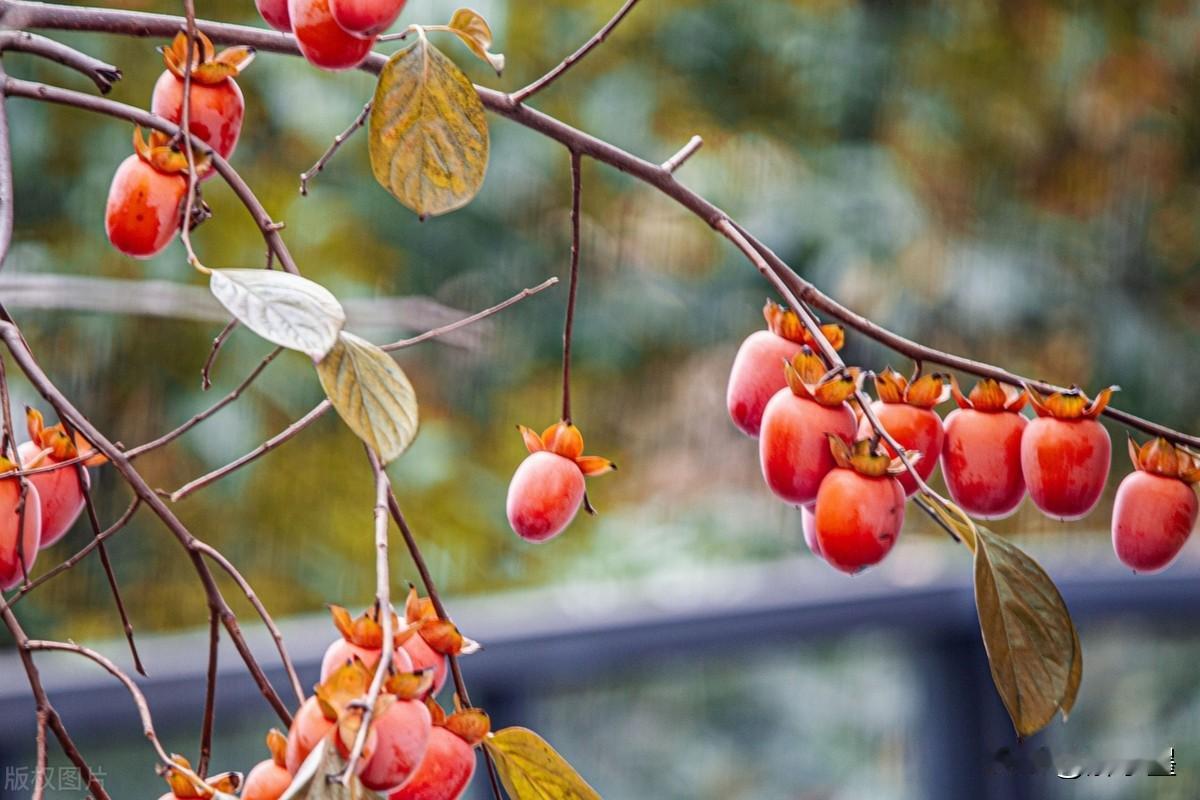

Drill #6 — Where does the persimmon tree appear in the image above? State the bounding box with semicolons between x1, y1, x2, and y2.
0;0;1196;798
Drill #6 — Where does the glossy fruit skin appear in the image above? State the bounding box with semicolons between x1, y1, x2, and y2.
506;451;585;543
290;0;377;70
242;759;292;800
330;0;406;35
0;478;41;590
402;634;448;696
360;699;433;792
726;330;802;437
104;155;187;259
859;402;943;497
1112;472;1198;573
800;505;821;558
17;441;86;549
319;637;413;683
256;0;292;31
813;470;904;574
941;408;1028;519
285;697;334;774
388;726;475;800
759;390;857;506
151;71;244;170
1021;417;1111;520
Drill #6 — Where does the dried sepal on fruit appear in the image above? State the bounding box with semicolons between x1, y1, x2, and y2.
762;300;846;351
827;434;919;478
1026;384;1118;419
159;30;255;84
1127;436;1200;483
383;667;436;700
516;421;616;476
329;602;405;650
859;366;947;497
404;585;480;657
133;126;212;176
872;365;950;408
241;729;291;800
442;706;491;746
25;407;106;467
949;376;1027;413
160;754;241;799
782;349;859;406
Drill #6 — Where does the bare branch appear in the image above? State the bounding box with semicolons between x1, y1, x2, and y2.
510;0;643;104
299;100;371;196
197;610;219;776
200;319;239;391
178;0;202;271
661;135;702;174
0;30;120;92
0;61;13;272
561;151;582;424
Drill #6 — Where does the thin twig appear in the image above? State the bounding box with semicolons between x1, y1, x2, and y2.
510;0;642;104
197;610;219;776
194;539;306;706
0;60;11;272
32;708;47;800
561;150;582;423
661;135;702;174
200;319;238;391
299;100;371;196
178;0;202;270
0;30;120;92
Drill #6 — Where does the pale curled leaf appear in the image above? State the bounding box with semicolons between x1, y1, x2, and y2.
485;727;602;800
279;739;385;800
974;526;1080;737
209;269;345;360
316;332;419;464
368;36;489;217
447;9;505;74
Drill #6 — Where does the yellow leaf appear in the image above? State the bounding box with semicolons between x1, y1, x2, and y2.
315;332;419;464
368;33;489;218
485;727;602;800
446;9;505;74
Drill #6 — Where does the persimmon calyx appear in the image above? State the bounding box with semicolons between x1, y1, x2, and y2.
949;376;1027;413
161;30;255;83
133;127;213;176
827;434;920;478
265;728;288;768
1127;436;1200;484
163;754;241;798
762;299;845;350
25;407;106;465
516;422;616;476
782;348;859;406
329;603;402;649
383;667;436;700
404;586;481;656
443;707;491;746
315;657;374;721
1026;384;1118;419
873;366;949;408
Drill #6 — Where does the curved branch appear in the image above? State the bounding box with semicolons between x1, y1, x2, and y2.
0;30;120;92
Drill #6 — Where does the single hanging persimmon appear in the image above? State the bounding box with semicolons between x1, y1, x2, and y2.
359;669;435;792
19;407;106;549
940;379;1028;519
157;755;240;800
319;603;413;682
330;0;406;36
726;300;845;437
506;421;615;542
0;459;41;590
290;0;377;71
857;366;947;497
812;436;910;575
389;703;490;800
241;729;292;800
105;128;198;259
150;31;254;175
1021;385;1116;520
1112;437;1200;573
759;349;858;506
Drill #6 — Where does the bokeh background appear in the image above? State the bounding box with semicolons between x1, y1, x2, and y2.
1;0;1199;797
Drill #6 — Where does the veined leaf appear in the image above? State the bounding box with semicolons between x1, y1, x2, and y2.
974;526;1079;737
209;269;345;361
485;727;602;800
368;33;489;217
279;739;384;800
447;9;505;74
316;332;419;464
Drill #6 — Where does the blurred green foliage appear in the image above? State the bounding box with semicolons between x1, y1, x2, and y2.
1;0;1198;645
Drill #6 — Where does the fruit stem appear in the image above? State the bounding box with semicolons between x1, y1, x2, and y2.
560;149;582;425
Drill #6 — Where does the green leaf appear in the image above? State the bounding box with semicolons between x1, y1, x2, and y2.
446;9;505;74
973;526;1080;737
279;739;385;800
316;332;419;464
209;268;345;361
484;727;602;800
368;33;489;218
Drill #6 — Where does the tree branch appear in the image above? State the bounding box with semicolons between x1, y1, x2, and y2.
561;151;581;424
0;29;120;92
299;100;370;196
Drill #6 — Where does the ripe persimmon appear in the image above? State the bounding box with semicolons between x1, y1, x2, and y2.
290;0;377;70
941;379;1028;519
1112;437;1200;573
1021;386;1115;521
858;367;947;497
506;422;614;542
813;436;907;574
